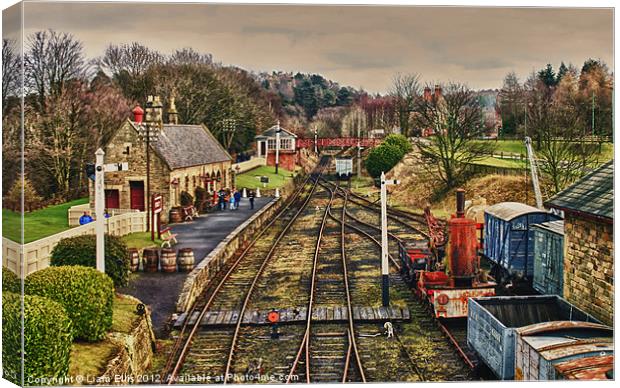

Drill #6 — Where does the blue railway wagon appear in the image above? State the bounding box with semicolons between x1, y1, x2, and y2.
532;220;564;295
467;295;600;380
483;202;561;280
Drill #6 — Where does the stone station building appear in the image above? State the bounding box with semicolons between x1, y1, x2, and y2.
92;96;232;222
546;160;614;325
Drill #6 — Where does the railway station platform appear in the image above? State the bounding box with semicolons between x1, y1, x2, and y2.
117;197;272;337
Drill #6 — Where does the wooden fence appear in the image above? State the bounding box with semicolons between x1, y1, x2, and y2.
2;211;146;278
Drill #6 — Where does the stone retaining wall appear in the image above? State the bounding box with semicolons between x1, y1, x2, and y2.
175;172;307;313
100;295;156;385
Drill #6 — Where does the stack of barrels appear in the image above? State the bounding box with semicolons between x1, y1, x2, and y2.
127;247;195;273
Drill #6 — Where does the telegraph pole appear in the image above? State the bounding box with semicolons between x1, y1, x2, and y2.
380;171;399;307
95;149;106;273
591;91;596;136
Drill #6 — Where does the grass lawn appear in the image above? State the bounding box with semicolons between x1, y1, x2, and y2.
474;139;527;155
235;165;298;190
2;197;88;243
69;294;139;379
471;156;526;169
122;232;162;251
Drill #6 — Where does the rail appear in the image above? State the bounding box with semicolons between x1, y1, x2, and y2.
162;159;328;384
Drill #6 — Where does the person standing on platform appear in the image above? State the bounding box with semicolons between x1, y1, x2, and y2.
229;192;236;210
234;189;242;210
218;189;226;210
249;190;255;210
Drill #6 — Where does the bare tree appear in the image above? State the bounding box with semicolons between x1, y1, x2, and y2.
389;73;420;137
530;70;600;193
414;83;495;189
2;39;21;113
168;48;213;66
24;30;87;111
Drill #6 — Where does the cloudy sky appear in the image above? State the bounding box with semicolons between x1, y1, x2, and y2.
2;1;614;93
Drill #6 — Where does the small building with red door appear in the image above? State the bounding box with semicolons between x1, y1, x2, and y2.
255;123;298;171
91;97;232;222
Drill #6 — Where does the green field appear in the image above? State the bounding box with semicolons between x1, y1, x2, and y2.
2;197;88;243
235;165;298;190
121;232;162;250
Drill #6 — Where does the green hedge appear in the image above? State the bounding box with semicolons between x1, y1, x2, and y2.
50;234;129;287
365;143;405;178
25;266;114;342
2;266;21;293
384;134;413;154
2;293;73;385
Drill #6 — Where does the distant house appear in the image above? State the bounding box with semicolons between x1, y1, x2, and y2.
92;96;232;221
255;123;298;171
545;160;613;325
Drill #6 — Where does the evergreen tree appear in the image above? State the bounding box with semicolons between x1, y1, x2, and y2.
556;62;568;84
538;64;557;87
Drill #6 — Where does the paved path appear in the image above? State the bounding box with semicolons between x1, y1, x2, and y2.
118;197;272;337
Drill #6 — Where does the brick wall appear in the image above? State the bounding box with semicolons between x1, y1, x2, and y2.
563;214;614;325
266;151;297;171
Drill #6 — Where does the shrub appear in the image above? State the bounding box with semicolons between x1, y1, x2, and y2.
2;266;21;293
50;234;129;287
4;177;43;212
384;134;413;155
180;191;193;206
2;293;73;385
25;266;114;341
365;143;404;178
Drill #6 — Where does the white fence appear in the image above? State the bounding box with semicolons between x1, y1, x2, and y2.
232;157;266;174
2;211;146;278
68;203;140;226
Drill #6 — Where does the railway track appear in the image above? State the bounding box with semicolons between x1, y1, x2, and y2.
286;185;366;383
162;159;330;384
161;158;473;383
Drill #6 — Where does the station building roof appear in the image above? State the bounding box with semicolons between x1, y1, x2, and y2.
545;160;613;223
255;125;298;139
129;121;232;169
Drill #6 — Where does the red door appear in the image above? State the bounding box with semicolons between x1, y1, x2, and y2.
105;189;120;209
129;181;145;211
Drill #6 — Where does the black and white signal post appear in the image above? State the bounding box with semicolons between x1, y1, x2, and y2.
380;171;399;306
94;148;129;273
275;120;282;174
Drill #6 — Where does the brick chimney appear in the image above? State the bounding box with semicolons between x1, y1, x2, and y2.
423;86;432;101
434;84;442;99
132;104;144;123
168;96;179;125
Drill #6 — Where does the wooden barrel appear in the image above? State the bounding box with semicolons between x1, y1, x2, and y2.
128;248;140;272
160;248;177;273
143;248;159;273
177;248;195;272
169;207;183;223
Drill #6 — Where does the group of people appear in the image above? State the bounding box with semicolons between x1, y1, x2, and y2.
215;188;256;211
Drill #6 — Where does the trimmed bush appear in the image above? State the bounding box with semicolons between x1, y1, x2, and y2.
2;266;21;293
50;234;129;287
384;134;413;155
180;191;193;206
365;143;404;178
25;266;114;341
2;292;73;385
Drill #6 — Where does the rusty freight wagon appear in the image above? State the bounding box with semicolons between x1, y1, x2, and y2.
467;295;602;380
514;321;613;381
